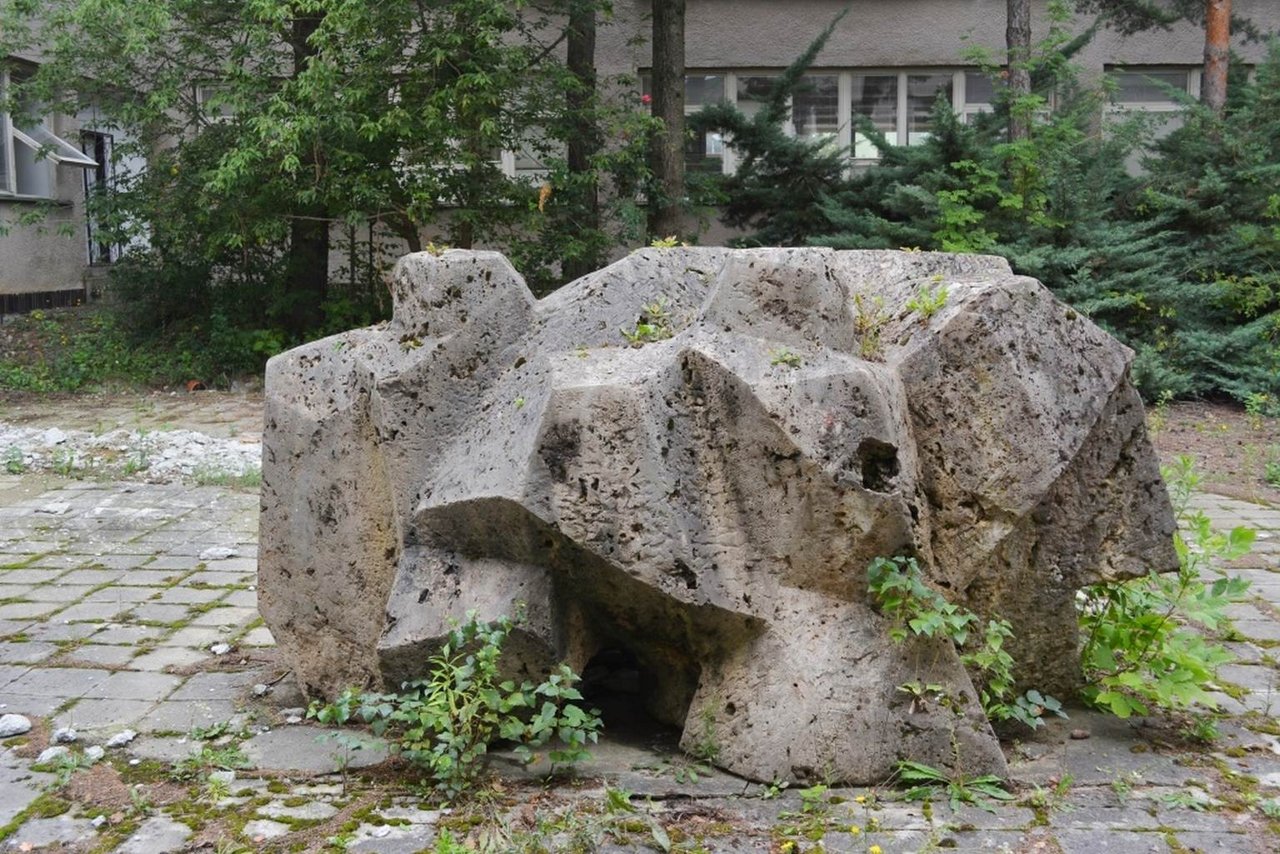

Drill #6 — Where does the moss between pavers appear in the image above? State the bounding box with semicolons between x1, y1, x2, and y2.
0;792;72;842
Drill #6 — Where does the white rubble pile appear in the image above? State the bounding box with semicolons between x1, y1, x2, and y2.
0;422;261;482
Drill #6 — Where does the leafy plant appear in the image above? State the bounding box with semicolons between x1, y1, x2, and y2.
309;611;601;801
896;759;1015;813
905;281;950;321
769;347;803;368
868;555;1064;730
3;446;25;475
853;294;888;361
621;298;675;346
1078;456;1253;718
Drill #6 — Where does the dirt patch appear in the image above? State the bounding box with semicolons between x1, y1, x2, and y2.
0;389;263;441
1151;400;1280;506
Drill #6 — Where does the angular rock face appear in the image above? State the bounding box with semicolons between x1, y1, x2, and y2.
259;247;1177;785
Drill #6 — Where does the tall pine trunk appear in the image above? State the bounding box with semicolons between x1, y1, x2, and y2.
1202;0;1230;115
647;0;685;241
564;1;601;281
286;9;329;337
1006;0;1032;142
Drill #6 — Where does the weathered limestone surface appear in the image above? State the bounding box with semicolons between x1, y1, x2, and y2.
259;247;1176;784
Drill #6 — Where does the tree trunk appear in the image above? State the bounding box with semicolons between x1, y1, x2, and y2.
564;1;601;281
1202;0;1230;115
286;9;328;337
647;0;685;241
1006;0;1032;142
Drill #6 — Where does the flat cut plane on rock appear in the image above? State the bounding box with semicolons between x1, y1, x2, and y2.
259;247;1176;784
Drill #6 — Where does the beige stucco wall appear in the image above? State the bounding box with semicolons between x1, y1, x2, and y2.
0;111;90;298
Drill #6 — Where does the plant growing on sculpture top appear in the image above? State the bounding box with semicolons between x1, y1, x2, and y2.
308;610;602;801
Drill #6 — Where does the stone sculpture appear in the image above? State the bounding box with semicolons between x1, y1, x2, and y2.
259;247;1176;784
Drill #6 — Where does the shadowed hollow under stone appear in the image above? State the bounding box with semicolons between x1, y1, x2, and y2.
258;247;1176;784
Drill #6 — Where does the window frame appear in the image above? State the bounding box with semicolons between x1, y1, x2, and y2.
1;67;98;201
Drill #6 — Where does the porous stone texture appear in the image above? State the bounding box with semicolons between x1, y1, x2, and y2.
259;247;1176;785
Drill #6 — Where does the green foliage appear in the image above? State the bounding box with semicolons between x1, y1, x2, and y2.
905;281;950;321
621;298;675;346
1079;456;1254;719
868;556;1065;731
687;9;851;246
895;759;1015;813
1;0;653;370
308;611;601;801
3;447;25;475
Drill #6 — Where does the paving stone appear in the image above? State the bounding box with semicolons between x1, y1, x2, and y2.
4;815;98;849
129;602;193;623
0;600;60;620
221;588;257;609
0;664;29;689
142;556;201;571
243;818;292;840
189;606;258;628
135;698;241;734
53;601;133;622
240;626;274;647
89;624;165;645
6;666;110;697
258;800;340;821
1055;828;1170;853
0;761;54;825
155;587;225;605
58;643;138;667
185;570;252;587
117;569;189;586
1173;830;1252;852
347;823;440;854
0;641;58;664
56;568;128;585
159;626;228;648
205;557;258;573
23;620;100;642
83;586;157;605
170;670;256;701
243;726;388;773
0;694;64;716
85;671;181;701
55;698;157;732
0;568;71;584
24;584;94;602
129;646;209;672
113;815;194;853
1234;620;1280;642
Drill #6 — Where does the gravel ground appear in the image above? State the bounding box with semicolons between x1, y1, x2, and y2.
0;423;261;482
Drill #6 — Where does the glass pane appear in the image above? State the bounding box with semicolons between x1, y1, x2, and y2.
965;72;995;105
851;74;897;158
791;74;839;142
14;135;51;197
685;74;724;109
1112;70;1187;103
16;122;99;166
907;73;953;145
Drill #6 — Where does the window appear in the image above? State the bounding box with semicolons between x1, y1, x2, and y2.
643;68;995;171
1;68;97;199
1108;67;1199;109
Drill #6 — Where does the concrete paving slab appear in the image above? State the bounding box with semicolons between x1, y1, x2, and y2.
242;726;389;773
129;647;209;672
0;600;60;620
160;626;229;648
54;600;133;622
89;624;165;645
55;698;157;732
154;587;224;605
0;641;58;664
6;666;111;697
130;602;194;623
189;606;258;628
22;620;99;642
24;583;94;602
58;643;138;667
135;698;241;734
85;670;181;701
169;670;257;701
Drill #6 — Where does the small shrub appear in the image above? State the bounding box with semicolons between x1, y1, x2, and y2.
309;610;602;801
1078;456;1253;718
